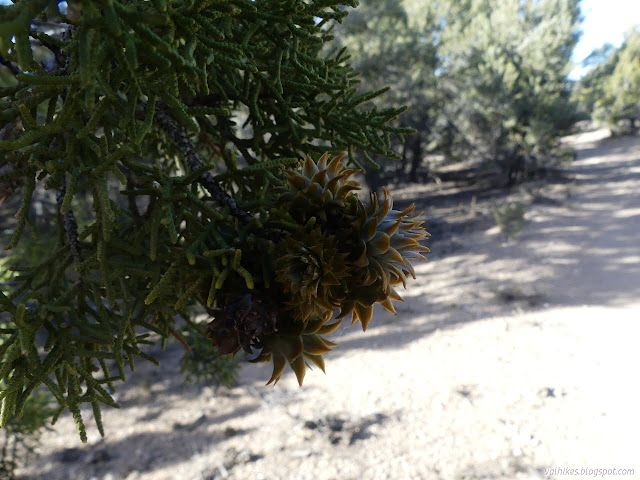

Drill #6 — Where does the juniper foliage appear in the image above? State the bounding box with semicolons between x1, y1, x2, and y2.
0;0;425;442
0;389;55;479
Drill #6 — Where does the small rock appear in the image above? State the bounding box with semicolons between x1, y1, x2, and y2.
348;426;369;444
223;447;263;470
173;414;208;431
223;426;238;438
541;387;556;398
348;413;388;444
325;415;346;432
456;387;473;399
303;420;318;430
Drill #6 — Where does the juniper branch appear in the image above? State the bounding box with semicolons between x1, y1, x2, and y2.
153;104;253;226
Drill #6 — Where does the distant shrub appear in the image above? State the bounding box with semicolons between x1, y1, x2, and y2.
0;388;56;479
1;233;56;478
179;322;240;389
493;202;530;238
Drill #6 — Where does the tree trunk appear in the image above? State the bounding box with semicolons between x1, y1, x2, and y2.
409;135;422;183
398;140;408;175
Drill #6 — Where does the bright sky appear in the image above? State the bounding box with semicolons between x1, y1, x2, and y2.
571;0;640;78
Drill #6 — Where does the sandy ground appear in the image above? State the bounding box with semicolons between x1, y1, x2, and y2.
16;129;640;480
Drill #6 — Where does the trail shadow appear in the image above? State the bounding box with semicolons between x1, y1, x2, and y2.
23;389;259;480
25;423;256;480
20;340;259;480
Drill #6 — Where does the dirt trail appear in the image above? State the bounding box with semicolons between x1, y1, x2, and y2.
18;130;640;480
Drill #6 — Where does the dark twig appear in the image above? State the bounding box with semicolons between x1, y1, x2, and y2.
182;94;225;107
29;31;66;69
56;179;82;267
0;54;21;76
153;105;253;225
29;24;74;71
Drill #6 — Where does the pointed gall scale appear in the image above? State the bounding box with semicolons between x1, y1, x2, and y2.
290;355;306;386
305;353;326;373
267;352;287;385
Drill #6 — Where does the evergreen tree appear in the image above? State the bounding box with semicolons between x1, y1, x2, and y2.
437;0;582;183
577;27;640;134
0;0;428;441
334;0;582;186
604;28;640;132
334;0;442;184
572;43;618;122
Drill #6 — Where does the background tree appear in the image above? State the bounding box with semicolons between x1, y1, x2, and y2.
572;43;618;123
575;27;640;134
334;0;582;187
0;0;427;443
334;0;442;185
